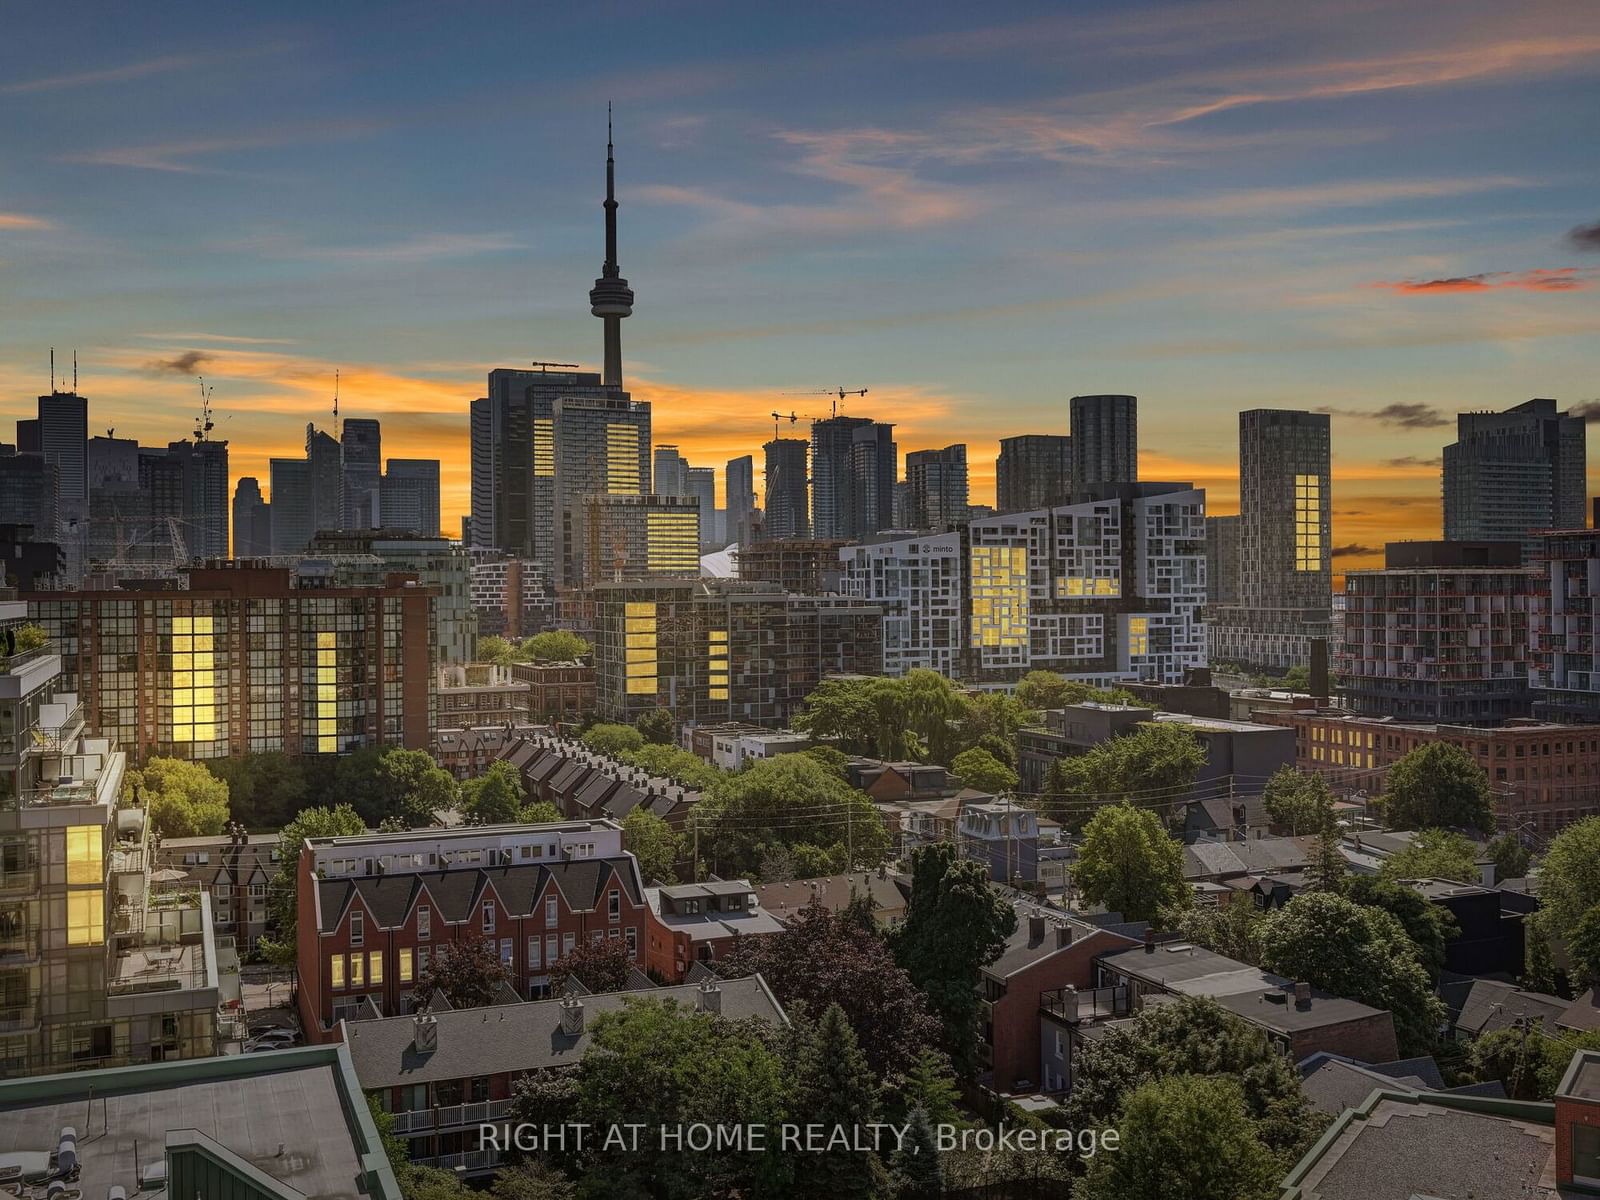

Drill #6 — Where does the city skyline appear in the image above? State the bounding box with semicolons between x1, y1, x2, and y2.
3;1;1599;570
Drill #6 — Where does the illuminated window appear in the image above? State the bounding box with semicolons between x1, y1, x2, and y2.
398;947;413;983
66;826;102;884
1128;616;1149;657
331;954;346;989
316;629;338;753
969;544;1029;649
647;510;699;572
1295;473;1323;571
368;951;383;985
349;953;365;988
1057;576;1120;598
606;424;641;494
170;613;218;746
67;889;103;946
623;601;657;696
707;628;729;702
533;418;554;477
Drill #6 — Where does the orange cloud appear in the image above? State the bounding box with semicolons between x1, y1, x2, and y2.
0;212;53;230
1374;267;1595;293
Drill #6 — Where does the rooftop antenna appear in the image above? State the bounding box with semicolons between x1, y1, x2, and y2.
50;347;55;393
530;361;579;373
73;350;78;392
333;369;340;426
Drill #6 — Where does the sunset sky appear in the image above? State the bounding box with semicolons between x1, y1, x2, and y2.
2;0;1598;568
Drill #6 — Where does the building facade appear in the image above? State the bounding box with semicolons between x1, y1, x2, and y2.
1206;514;1241;606
342;418;383;530
761;437;810;540
996;434;1072;515
1209;409;1333;671
231;476;270;557
726;454;756;548
810;416;895;540
1532;527;1600;723
1339;541;1537;724
1069;395;1136;488
583;493;701;585
27;563;435;763
905;444;969;531
304;531;476;664
838;532;964;677
737;538;846;595
380;459;441;537
1444;399;1587;559
591;578;883;726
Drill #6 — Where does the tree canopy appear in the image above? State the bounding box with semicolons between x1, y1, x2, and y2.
1262;766;1337;835
892;842;1016;1074
793;670;988;766
415;935;509;1009
1377;828;1481;885
621;807;683;884
479;631;592;666
1261;890;1445;1055
332;746;457;829
633;707;675;745
459;761;529;826
550;935;633;994
1014;670;1136;711
1072;802;1191;922
949;746;1019;795
580;722;645;758
133;756;230;838
1342;874;1459;982
260;804;365;964
1529;816;1600;946
208;751;307;830
693;755;890;877
1381;742;1494;832
1046;722;1205;824
619;742;723;790
1486;833;1532;884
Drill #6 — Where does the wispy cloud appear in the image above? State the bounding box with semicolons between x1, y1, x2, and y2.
64;118;381;174
1314;402;1453;429
133;332;297;345
1331;543;1381;558
0;212;54;231
265;232;528;264
144;351;213;375
1;53;201;95
1373;267;1596;293
1382;455;1443;469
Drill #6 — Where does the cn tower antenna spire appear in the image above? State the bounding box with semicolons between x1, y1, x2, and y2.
590;103;634;389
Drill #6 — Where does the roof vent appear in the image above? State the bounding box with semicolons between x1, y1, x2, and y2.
697;978;722;1014
413;1007;438;1053
560;992;585;1035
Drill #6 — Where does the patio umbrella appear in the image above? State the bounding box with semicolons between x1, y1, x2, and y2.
150;868;188;883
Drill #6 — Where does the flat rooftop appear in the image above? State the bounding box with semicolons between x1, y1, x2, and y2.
0;1048;394;1199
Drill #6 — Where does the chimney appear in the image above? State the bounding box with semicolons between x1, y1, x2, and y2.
559;993;584;1035
1028;913;1046;945
1143;928;1156;955
412;1008;438;1054
697;978;722;1014
1054;922;1073;949
1294;981;1312;1010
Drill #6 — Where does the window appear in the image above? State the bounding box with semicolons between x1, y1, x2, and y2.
67;826;102;885
608;891;620;922
368;951;383;985
625;926;638;958
331;955;346;990
417;946;429;973
563;933;575;955
350;910;364;947
545;896;558;927
417;906;430;939
398;948;413;983
546;934;557;965
590;930;603;945
482;901;496;933
528;937;542;970
67;890;104;947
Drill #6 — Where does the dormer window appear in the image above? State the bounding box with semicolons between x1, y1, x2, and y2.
417;906;431;939
350;910;364;946
608;891;620;921
482;901;496;933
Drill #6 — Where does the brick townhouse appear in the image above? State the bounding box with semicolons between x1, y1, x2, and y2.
296;821;650;1039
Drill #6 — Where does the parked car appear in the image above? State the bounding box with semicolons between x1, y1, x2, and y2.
245;1029;298;1051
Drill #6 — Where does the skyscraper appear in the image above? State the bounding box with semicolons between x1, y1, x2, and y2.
469;395;495;548
726;455;756;546
686;465;717;548
1205;515;1241;606
268;458;313;554
1070;394;1137;488
36;387;88;580
996;435;1071;513
1208;410;1332;670
341;418;382;529
306;425;343;538
551;394;651;586
380;458;442;535
232;477;271;556
1443;398;1587;558
905;444;969;530
165;436;230;560
653;445;689;498
763;438;809;539
589;108;634;389
811;416;895;540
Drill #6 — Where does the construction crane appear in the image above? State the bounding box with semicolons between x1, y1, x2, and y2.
194;378;216;442
332;369;340;426
531;361;579;373
783;386;868;417
768;410;800;438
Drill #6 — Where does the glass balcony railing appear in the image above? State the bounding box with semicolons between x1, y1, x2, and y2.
0;643;55;676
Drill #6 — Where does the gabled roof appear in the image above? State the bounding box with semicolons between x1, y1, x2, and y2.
1454;978;1566;1037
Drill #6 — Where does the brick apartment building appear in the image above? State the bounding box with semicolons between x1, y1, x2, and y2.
508;660;595;724
27;562;435;763
1252;708;1600;836
296;821;649;1038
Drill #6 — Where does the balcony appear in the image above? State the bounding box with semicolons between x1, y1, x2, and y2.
1041;984;1128;1024
0;869;37;897
411;1150;501;1174
0;928;39;968
0;998;39;1034
392;1099;513;1135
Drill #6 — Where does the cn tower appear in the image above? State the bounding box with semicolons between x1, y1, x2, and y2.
588;105;634;389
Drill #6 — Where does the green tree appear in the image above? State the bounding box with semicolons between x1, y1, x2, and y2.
517;630;591;663
1047;722;1205;823
478;635;516;666
572;998;793;1199
1343;874;1459;982
1486;833;1532;883
1169;891;1264;965
802;745;850;777
1262;766;1337;835
260;804;365;964
11;622;48;654
522;800;561;823
892;842;1016;1074
954;691;1035;765
1261;890;1445;1054
580;722;645;758
620;743;722;789
550;934;633;994
209;752;307;830
1062;994;1323;1161
1377;828;1481;885
489;1160;576;1200
949;747;1019;795
694;755;890;876
898;669;970;765
889;1106;943;1200
890;1049;961;1128
790;1004;892;1199
1534;817;1600;948
1072;802;1191;922
633;707;675;745
793;677;882;757
1014;671;1134;711
621;807;682;884
1568;904;1600;990
459;761;527;826
1078;1074;1281;1200
1382;742;1494;832
1308;824;1347;892
415;935;508;1009
132;757;231;838
333;747;456;829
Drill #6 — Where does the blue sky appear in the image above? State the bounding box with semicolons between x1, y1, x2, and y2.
2;0;1597;559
